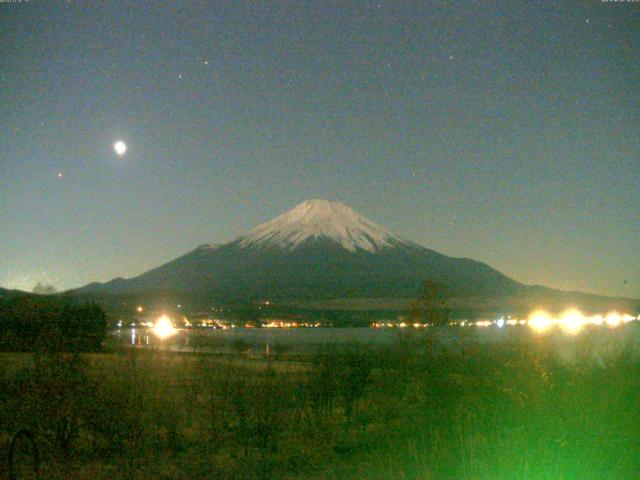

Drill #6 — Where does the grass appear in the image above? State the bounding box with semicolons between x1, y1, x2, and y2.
0;325;638;479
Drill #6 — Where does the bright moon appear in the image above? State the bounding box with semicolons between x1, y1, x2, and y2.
114;141;127;156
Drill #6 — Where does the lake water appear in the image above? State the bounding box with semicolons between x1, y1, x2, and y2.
113;323;640;362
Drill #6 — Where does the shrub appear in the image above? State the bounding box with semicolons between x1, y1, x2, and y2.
0;297;107;352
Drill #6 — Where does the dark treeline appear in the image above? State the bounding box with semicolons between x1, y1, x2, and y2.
0;295;107;352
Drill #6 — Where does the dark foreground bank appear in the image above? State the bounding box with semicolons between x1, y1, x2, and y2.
0;326;638;479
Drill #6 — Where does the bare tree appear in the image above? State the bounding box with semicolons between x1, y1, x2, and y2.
409;280;450;326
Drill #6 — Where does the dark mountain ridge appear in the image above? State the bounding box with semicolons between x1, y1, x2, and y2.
68;200;638;314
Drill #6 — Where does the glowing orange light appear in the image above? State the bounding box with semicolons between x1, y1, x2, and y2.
153;315;176;339
559;309;584;335
622;314;635;323
590;314;604;326
605;312;622;328
528;310;553;334
475;320;492;328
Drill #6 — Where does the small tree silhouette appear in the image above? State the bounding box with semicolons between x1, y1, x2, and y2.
409;280;450;326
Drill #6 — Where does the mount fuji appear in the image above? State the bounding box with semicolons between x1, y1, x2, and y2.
71;200;636;313
238;199;409;252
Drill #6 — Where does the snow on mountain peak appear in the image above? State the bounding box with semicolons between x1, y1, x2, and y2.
239;199;407;252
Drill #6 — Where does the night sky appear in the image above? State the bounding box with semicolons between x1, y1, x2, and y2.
1;1;638;297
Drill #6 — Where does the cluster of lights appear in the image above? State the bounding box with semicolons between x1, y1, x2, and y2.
526;310;636;335
459;310;636;334
264;320;321;328
369;311;638;333
197;319;236;329
460;319;526;328
371;321;429;328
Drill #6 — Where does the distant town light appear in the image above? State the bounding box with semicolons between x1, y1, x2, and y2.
366;310;637;332
559;309;584;335
605;312;622;328
475;320;492;328
622;314;635;323
528;310;553;334
153;314;176;339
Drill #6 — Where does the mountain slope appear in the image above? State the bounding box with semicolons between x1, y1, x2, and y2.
70;199;637;313
73;199;523;301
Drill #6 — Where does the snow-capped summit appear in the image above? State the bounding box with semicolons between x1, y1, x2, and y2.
239;199;407;252
72;199;626;314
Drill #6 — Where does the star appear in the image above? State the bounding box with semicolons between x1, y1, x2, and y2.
57;172;63;178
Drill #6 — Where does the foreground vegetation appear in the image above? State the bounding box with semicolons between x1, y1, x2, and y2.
0;327;638;479
0;295;106;352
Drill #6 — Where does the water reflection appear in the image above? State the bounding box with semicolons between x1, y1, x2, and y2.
113;322;640;362
125;328;150;346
